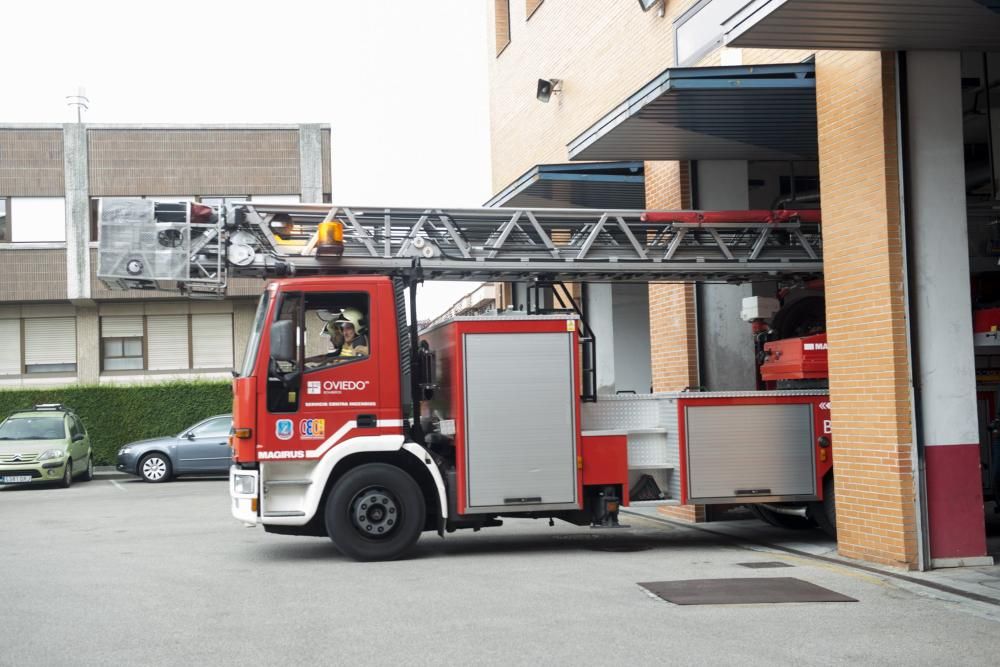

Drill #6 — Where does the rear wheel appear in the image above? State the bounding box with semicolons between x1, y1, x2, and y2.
139;453;172;483
748;504;816;530
809;476;837;538
60;460;73;488
325;463;425;562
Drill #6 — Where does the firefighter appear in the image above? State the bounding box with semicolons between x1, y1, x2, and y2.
334;308;369;357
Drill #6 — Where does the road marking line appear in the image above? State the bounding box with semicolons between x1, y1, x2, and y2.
110;479;127;492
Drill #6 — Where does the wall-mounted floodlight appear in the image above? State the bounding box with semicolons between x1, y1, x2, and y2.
536;78;562;103
638;0;665;17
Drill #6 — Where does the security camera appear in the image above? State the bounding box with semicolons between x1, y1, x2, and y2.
536;78;562;103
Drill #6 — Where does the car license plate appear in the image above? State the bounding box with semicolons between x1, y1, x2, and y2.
0;475;32;484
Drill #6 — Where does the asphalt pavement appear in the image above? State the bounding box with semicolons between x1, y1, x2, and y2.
3;477;1000;666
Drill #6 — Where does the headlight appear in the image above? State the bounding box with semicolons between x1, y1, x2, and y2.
233;474;256;495
119;447;132;455
38;449;65;461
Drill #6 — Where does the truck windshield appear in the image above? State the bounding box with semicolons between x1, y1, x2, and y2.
238;292;271;377
0;417;65;440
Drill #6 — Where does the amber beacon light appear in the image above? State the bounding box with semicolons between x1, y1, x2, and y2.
316;220;345;256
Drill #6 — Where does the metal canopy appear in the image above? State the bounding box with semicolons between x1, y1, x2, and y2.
484;162;645;210
725;0;1000;51
567;63;817;162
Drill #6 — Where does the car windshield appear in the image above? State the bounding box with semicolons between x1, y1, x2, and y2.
0;417;65;440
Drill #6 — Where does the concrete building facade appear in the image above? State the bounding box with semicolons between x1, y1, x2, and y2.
0;123;331;388
486;0;1000;569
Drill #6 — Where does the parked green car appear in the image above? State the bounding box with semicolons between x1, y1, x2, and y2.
0;404;94;487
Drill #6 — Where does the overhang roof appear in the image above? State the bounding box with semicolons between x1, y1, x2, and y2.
485;162;645;209
725;0;1000;51
567;63;816;162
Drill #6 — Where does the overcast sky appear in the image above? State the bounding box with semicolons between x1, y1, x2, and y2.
5;0;492;318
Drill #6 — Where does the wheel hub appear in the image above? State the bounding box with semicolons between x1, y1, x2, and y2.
350;487;398;538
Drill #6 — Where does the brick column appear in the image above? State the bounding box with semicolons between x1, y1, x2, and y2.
816;52;919;568
645;161;703;522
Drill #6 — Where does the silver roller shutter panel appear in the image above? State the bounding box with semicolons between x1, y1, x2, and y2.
100;316;143;338
192;313;233;369
0;320;21;375
147;315;189;370
463;332;578;510
24;317;76;365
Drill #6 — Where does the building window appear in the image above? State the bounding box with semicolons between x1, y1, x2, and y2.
526;0;543;20
191;313;234;369
101;315;145;371
23;317;77;374
674;0;745;67
0;319;20;375
4;197;66;243
0;197;9;242
147;315;190;371
103;338;144;371
495;0;511;56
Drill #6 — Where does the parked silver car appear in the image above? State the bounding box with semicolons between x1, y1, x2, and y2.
116;415;232;483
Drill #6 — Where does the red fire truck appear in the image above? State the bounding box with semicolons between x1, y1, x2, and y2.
97;199;832;560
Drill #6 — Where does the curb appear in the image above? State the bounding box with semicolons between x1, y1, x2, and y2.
95;466;132;480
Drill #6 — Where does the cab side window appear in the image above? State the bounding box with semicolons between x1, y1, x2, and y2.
303;292;371;373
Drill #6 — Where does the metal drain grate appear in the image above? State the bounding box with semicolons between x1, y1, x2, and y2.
639;577;857;605
737;561;793;569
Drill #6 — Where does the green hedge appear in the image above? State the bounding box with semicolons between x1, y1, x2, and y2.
0;381;232;465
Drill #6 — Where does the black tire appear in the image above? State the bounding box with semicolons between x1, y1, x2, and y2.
748;504;816;530
139;453;172;483
60;460;73;489
325;463;425;562
809;476;837;538
81;454;95;482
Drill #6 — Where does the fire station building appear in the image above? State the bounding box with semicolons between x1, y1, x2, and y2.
0;124;331;387
486;0;1000;569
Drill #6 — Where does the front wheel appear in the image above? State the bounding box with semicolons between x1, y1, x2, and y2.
325;463;425;562
60;460;73;488
139;453;172;483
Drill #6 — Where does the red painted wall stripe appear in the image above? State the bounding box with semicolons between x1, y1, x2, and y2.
925;444;987;560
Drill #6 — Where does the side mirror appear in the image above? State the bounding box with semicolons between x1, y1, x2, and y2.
270;319;296;362
185;432;196;440
72;433;86;442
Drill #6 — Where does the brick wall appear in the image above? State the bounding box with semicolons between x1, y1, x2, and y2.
488;0;697;192
645;160;703;522
815;51;918;568
88;129;301;197
0;129;65;196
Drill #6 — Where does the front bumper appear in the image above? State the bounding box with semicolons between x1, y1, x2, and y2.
0;460;68;485
116;451;140;475
230;466;260;525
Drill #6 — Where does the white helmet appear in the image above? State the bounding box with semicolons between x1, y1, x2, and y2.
335;308;365;333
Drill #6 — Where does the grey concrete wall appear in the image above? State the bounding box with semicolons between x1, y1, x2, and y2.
63;124;91;303
299;124;324;203
907;52;978;447
694;160;756;390
76;306;99;384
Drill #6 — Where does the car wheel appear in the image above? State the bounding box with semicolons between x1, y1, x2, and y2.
81;454;95;482
139;453;172;483
60;460;73;489
325;463;425;562
809;475;837;538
